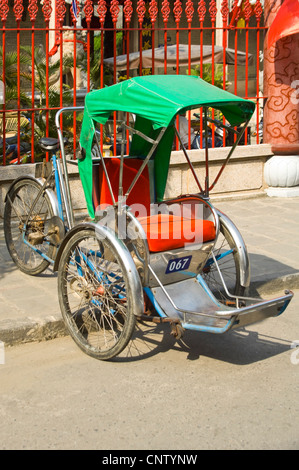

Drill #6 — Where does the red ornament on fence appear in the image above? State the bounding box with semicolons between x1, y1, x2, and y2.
110;0;120;24
149;0;158;24
0;0;9;23
97;0;107;26
209;0;217;22
137;0;146;25
185;0;194;24
13;0;24;22
197;0;206;23
124;0;133;25
56;0;66;24
174;0;183;24
221;0;229;23
254;0;263;21
70;0;80;25
42;0;52;22
28;0;38;22
83;0;93;25
161;0;170;24
243;0;252;22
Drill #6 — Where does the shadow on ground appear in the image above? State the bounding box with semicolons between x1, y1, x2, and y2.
0;234;56;281
115;317;292;366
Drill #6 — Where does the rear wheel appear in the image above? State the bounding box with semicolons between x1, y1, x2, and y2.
4;178;56;275
202;221;245;302
58;227;137;361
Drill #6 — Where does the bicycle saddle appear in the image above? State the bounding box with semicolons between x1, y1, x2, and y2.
39;137;68;151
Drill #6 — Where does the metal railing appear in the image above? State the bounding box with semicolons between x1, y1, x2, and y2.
0;0;264;165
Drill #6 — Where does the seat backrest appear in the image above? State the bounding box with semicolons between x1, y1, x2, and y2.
92;157;154;215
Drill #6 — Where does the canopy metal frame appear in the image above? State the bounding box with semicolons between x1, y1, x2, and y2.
73;108;251;210
54;106;251;228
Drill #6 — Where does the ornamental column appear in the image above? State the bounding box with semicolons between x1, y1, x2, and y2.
263;0;299;196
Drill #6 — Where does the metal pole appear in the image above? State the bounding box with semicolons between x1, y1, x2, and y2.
118;120;126;200
209;119;250;191
93;125;116;206
174;126;203;193
204;107;209;197
125;127;167;198
55;107;84;228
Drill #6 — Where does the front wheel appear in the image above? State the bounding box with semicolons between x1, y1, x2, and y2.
57;227;137;361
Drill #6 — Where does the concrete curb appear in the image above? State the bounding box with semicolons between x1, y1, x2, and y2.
250;272;299;296
0;316;67;347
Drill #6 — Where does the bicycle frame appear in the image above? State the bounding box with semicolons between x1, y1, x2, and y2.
18;151;69;266
19;107;84;265
55;106;84;228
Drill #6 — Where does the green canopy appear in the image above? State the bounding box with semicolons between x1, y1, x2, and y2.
79;75;255;218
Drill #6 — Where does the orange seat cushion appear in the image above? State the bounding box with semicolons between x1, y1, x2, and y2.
138;214;216;252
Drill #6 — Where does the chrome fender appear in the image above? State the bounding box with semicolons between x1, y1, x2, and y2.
215;209;251;288
5;175;60;219
36;177;60;218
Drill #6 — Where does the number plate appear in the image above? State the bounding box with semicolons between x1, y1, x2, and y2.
165;255;192;274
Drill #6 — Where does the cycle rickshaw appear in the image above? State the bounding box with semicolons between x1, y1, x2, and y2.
4;75;293;360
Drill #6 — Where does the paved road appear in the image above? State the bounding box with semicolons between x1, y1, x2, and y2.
1;290;298;450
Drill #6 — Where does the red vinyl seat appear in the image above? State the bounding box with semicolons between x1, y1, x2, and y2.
138;213;216;252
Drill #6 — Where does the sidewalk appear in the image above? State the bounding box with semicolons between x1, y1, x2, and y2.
0;195;299;346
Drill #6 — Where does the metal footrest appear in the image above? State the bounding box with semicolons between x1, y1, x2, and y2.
149;277;293;334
